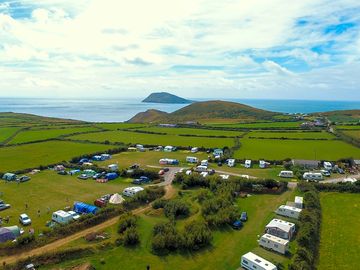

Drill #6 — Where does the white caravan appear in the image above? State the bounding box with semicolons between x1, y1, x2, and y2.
227;159;235;167
278;171;294;178
123;187;144;197
245;160;252;168
259;233;289;255
52;210;73;224
186;156;198;163
303;172;323;181
276;205;302;220
241;252;277;270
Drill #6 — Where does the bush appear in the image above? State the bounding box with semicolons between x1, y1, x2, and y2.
152;199;168;209
151;222;183;253
163;200;190;219
118;214;137;234
183;220;212;250
123;226;140;246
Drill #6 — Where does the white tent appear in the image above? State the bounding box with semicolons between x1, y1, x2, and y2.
109;193;125;204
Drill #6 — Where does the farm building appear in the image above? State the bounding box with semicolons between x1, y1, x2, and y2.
241;252;277;270
265;219;296;240
2;173;17;181
73;202;98;215
259;233;289;255
294;196;304;209
123;186;144;197
292;159;319;169
108;164;119;171
276;205;302;219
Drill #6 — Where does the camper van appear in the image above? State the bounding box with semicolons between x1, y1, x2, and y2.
259;234;289;255
186;156;198;163
195;165;208;172
191;147;199;153
227;159;235;167
52;210;73;224
108;164;119;171
323;161;332;170
164;146;175;152
241;252;277;270
303;172;323;181
201;160;209;166
278;171;294;178
259;160;270;169
123;187;144;197
245;160;252;168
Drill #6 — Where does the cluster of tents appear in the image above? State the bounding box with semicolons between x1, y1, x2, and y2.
0;226;21;243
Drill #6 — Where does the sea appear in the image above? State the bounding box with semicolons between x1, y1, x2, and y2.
0;98;359;122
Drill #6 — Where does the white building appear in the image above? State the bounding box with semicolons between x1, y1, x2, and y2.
123;187;144;197
276;205;302;219
259;234;289;255
265;219;296;240
294;196;304;209
241;252;277;270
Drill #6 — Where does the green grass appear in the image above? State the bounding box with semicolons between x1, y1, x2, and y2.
94;123;148;130
246;131;335;139
8;127;100;144
0;170;132;232
136;127;244;137
0;141;115;172
234;138;360;160
318;193;360;270
205;121;301;129
336;125;360;130
0;127;22;142
39;189;295;270
342;130;360;140
68;130;235;148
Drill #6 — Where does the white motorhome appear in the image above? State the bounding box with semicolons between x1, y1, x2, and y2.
201;160;209;166
294;196;304;209
323;161;332;170
186;156;198;163
278;171;294;178
164;146;174;152
259;160;270;169
245;160;252;168
259;233;289;255
191;147;199;153
303;172;323;181
123;187;144;197
195;165;208;172
108;164;118;171
52;210;73;224
241;252;277;270
227;159;235;167
276;205;302;220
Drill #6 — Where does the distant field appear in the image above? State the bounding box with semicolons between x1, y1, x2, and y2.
205;121;301;129
0;141;114;172
94;123;148;130
69;130;235;148
8;126;100;144
0;170;132;232
336;125;360;130
318;193;360;270
342;130;360;140
137;127;244;137
246;131;335;139
0;127;22;142
234;138;360;160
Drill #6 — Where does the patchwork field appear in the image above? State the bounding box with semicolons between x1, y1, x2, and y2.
94;123;148;130
342;130;360;140
0;170;132;232
336;125;360;130
136;127;244;137
205;121;302;129
234;138;360;160
8;126;100;144
68;130;235;148
246;131;335;139
0;141;115;172
0;127;22;142
39;189;295;270
318;193;360;270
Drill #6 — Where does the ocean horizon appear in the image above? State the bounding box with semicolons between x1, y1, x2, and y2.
0;97;359;122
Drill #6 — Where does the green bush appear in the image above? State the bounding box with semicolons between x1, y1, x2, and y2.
123;226;140;246
118;214;137;234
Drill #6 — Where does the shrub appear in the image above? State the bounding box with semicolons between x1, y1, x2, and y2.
163;200;190;219
183;220;212;250
118;214;137;234
123;226;140;246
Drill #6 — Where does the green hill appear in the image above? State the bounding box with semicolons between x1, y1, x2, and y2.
142;92;193;104
128;100;279;123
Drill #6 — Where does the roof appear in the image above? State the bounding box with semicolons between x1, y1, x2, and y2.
278;205;302;213
295;196;303;204
53;210;72;218
266;219;295;233
242;252;277;270
261;233;289;245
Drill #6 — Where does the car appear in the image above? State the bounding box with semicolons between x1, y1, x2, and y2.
18;175;31;182
321;170;331;177
208;169;216;175
158;170;165;175
163;167;170;172
67;210;80;221
337;168;345;174
19;213;32;226
140;176;150;182
0;201;10;211
130;163;140;169
78;174;90;180
93;172;106;179
57;170;67;175
132;179;143;185
232;220;243;229
217;162;222;167
240;212;248;222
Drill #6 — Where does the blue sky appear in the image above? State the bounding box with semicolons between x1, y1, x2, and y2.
0;0;360;100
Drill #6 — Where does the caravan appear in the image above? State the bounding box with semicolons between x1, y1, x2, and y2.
227;159;235;167
123;186;144;197
276;205;302;219
245;160;252;168
195;165;208;172
303;172;323;181
186;156;198;163
241;252;277;270
259;234;289;255
323;161;332;170
259;160;270;169
52;210;73;224
278;171;294;178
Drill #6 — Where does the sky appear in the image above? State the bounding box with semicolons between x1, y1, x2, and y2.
0;0;360;100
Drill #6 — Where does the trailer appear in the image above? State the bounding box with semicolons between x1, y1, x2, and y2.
241;252;277;270
276;205;302;219
303;172;323;181
123;186;144;197
259;160;270;169
191;147;199;153
201;160;208;166
195;165;208;172
278;171;294;178
259;233;289;255
265;219;296;240
186;156;198;163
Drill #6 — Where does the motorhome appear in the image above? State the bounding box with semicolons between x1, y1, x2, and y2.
259;160;270;169
303;172;323;181
186;156;198;163
164;146;175;152
278;171;294;178
227;159;235;167
201;160;209;166
323;161;332;170
241;252;277;270
245;160;252;168
191;147;199;153
52;210;73;224
259;234;289;255
195;165;208;172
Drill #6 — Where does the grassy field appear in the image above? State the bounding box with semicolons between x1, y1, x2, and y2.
68;130;235;148
336;125;360;130
0;127;22;142
342;130;360;140
0;170;132;233
234;138;360;160
94;123;148;130
39;189;295;270
246;131;335;139
136;127;244;137
0;141;115;172
205;121;302;129
8;127;100;144
318;193;360;270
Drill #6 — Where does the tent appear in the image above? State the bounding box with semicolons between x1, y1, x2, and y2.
109;193;125;205
4;226;21;237
73;202;98;215
0;228;16;243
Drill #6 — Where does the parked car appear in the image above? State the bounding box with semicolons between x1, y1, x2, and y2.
78;174;90;180
0;200;10;211
232;220;243;230
321;170;331;177
67;210;80;221
163;167;170;172
240;212;248;222
93;172;106;179
337;168;345;174
158;170;165;175
140;176;150;182
217;162;223;167
19;213;32;226
57;170;67;175
18;175;31;182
